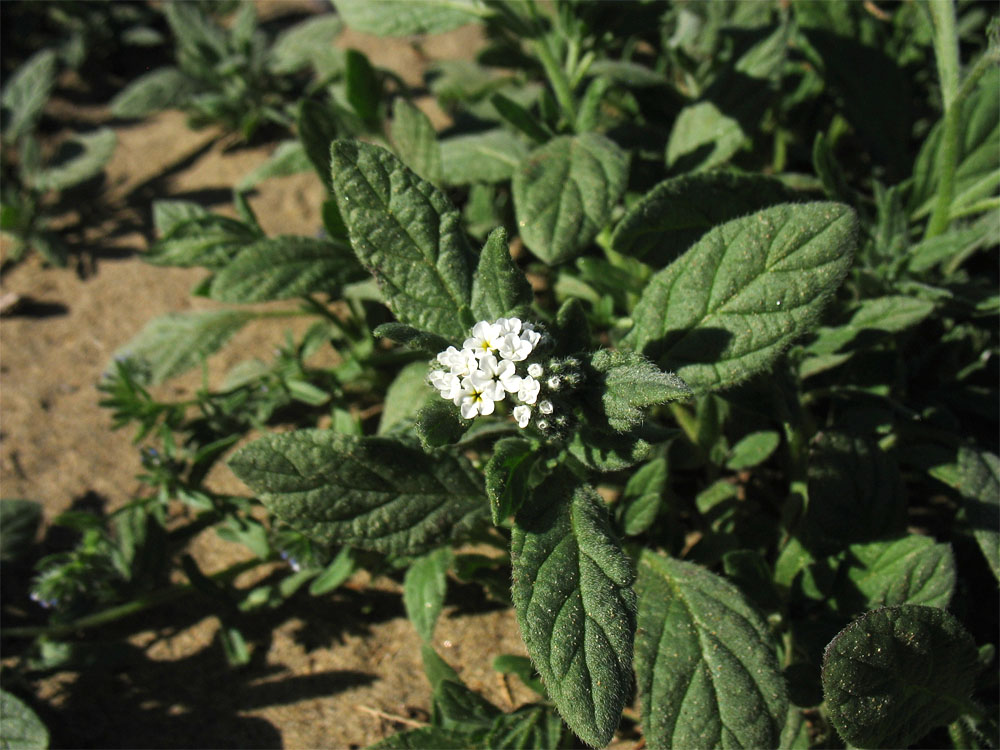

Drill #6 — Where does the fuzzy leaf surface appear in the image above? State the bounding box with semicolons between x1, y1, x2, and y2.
110;67;195;119
391;99;443;184
331;140;474;340
485;437;535;525
471;227;533;322
511;476;636;747
1;49;57;143
634;551;787;750
208;236;363;303
114;310;255;385
586;350;691;432
31;129;117;192
440;130;528;185
145;214;261;269
622;202;857;393
332;0;484;36
610;172;798;267
379;361;434;435
843;536;956;611
822;605;979;749
229;431;487;556
513;134;629;265
950;448;1000;580
0;688;50;750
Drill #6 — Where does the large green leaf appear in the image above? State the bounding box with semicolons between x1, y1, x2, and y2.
440;130;529;185
332;0;484;36
470;227;533;323
208;236;364;303
228;431;488;556
1;49;57;143
841;536;956;612
621;202;857;393
0;689;49;750
391;99;442;184
31;129;117;193
114;310;255;385
610;172;798;267
822;605;980;749
331;140;475;340
634;551;788;750
511;476;636;748
513;134;629;265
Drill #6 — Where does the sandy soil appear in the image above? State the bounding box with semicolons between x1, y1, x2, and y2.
0;18;564;749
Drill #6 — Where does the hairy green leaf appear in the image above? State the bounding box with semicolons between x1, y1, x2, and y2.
568;428;653;472
725;431;780;470
634;551;788;749
391;99;443;184
470;227;533;323
484;705;569;749
332;0;484;36
610;172;798;267
145;214;261;269
440;130;529;185
152;200;210;237
0;689;49;750
229;431;487;556
945;448;1000;580
267;15;344;76
331;140;474;340
379;361;434;435
621;457;667;536
586;350;691;433
208;236;363;303
1;49;57;144
513;134;629;265
622;202;857;393
822;605;979;749
842;536;956;611
373;323;451;355
31;129;117;193
110;67;196;119
115;310;255;385
404;548;452;642
238;141;312;192
485;437;535;525
511;476;636;748
368;726;484;749
298;99;340;192
345;49;381;128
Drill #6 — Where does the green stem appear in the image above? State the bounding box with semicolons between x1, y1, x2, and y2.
924;0;962;239
669;402;700;446
3;558;262;640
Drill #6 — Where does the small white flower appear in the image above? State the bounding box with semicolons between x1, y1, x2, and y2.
512;404;532;428
437;346;478;376
538;399;554;415
527;363;543;378
520;323;542;348
463;320;503;358
546;376;562;391
497;332;533;362
456;374;502;418
517;376;540;405
496;317;522;335
429;369;462;400
477;354;520;396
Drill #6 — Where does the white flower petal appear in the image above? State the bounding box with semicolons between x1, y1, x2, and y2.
513;404;532;428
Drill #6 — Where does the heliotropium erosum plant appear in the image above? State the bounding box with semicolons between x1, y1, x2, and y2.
226;137;859;748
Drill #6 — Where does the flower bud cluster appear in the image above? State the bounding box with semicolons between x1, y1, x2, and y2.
428;318;552;428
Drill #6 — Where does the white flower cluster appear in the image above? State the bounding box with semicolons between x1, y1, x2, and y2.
429;318;553;427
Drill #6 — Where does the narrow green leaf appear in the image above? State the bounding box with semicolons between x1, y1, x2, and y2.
238;141;312;192
152;200;210;237
0;499;42;563
725;430;780;470
298;99;340;192
114;310;255;385
511;476;636;748
622;202;857;393
208;236;364;303
621;457;667;536
586;350;692;432
228;431;487;556
440;130;529;185
332;0;484;36
804;296;936;357
308;547;357;595
634;551;788;750
345;49;380;127
373;323;451;355
490;92;551;144
568;428;652;472
470;227;533;323
485;437;535;525
0;689;50;750
145;214;261;269
843;536;956;611
331;139;475;340
610;172;798;267
110;67;195;119
1;49;57;143
31;129;117;193
404;547;452;643
484;704;569;749
513;134;629;265
391;99;443;184
267;15;344;75
822;605;980;749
